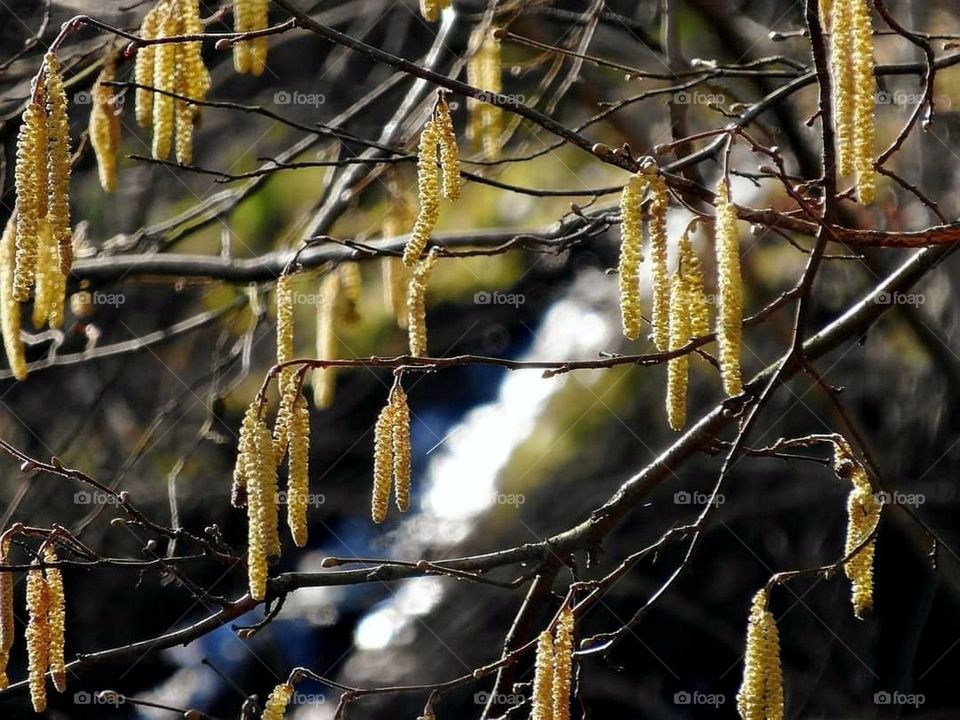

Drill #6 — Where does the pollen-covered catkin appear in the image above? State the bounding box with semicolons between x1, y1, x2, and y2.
391;385;412;512
836;442;880;619
13;101;44;302
649;176;670;351
0;536;13;690
851;0;876;205
617;173;647;340
666;272;690;431
232;401;258;508
679;232;710;338
0;216;26;381
233;0;269;75
245;409;278;600
312;272;341;409
90;54;122;192
371;401;395;524
736;589;783;720
272;274;295;458
43;547;66;693
135;6;161;127
31;221;63;330
152;3;178;160
403;119;441;267
435;96;461;201
552;608;574;720
714;181;743;397
286;392;310;547
262;682;295;720
466;29;502;159
829;0;855;177
175;0;211;165
407;249;438;357
531;631;555;720
26;565;50;712
45;53;72;276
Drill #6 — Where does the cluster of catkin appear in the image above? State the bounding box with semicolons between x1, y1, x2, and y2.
736;588;783;720
136;0;211;163
403;95;461;268
89;52;122;192
262;681;295;719
233;0;270;75
371;382;412;523
531;607;575;720
834;440;881;619
419;0;451;22
466;28;503;159
823;0;876;204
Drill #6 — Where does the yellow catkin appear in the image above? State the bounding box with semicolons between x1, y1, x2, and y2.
135;6;161;128
829;0;855;177
0;537;13;690
649;176;670;351
391;385;412;512
679;232;710;338
617;173;647;340
419;0;451;22
466;30;502;159
43;547;66;694
311;272;340;409
262;682;294;720
286;393;310;547
231;401;258;508
234;0;269;76
175;0;210;165
31;220;61;329
666;272;690;431
0;216;26;381
246;411;278;599
736;589;784;720
407;249;438;357
836;442;880;619
382;184;414;327
531;631;555;720
435;96;461;201
90;54;122;192
552;608;574;720
26;565;49;712
272;274;295;458
714;180;743;397
13;100;44;302
338;262;362;323
152;3;179;160
403;119;441;267
371;401;395;524
851;0;876;205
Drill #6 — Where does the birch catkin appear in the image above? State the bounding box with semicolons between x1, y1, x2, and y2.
13;100;44;302
0;536;13;690
531;631;555;720
736;589;783;720
435;95;462;201
552;608;574;720
679;232;710;338
245;407;278;600
262;682;295;720
233;0;269;76
371;401;395;524
836;442;880;619
466;29;502;159
666;272;690;431
649;176;670;351
391;385;412;512
828;0;855;177
382;180;414;327
26;565;50;712
714;180;743;397
273;274;295;459
90;53;122;192
0;216;26;381
286;392;310;547
617;173;647;340
850;0;876;205
403;119;441;267
407;249;438;357
152;3;178;160
312;272;341;409
135;6;161;128
175;0;211;165
232;401;258;508
43;547;66;693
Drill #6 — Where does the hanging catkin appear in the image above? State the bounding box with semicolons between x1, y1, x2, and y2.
231;401;258;508
679;231;710;338
311;272;341;409
435;95;462;201
135;6;161;128
403;119;441;267
835;441;880;619
262;682;295;720
174;0;211;165
407;249;438;357
338;262;362;323
371;401;395;524
391;384;412;512
43;546;66;693
736;588;784;720
26;565;50;712
234;0;269;75
382;180;414;327
0;536;13;690
828;0;855;177
531;631;555;720
666;272;690;431
466;29;502;159
90;53;121;192
286;392;310;547
13;100;44;302
245;407;278;600
152;3;179;160
850;0;876;205
714;180;743;397
272;274;295;459
32;221;63;330
617;173;647;340
0;215;26;381
648;176;670;351
419;0;451;22
552;608;574;720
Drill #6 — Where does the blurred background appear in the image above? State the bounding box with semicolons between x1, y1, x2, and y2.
1;0;960;717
